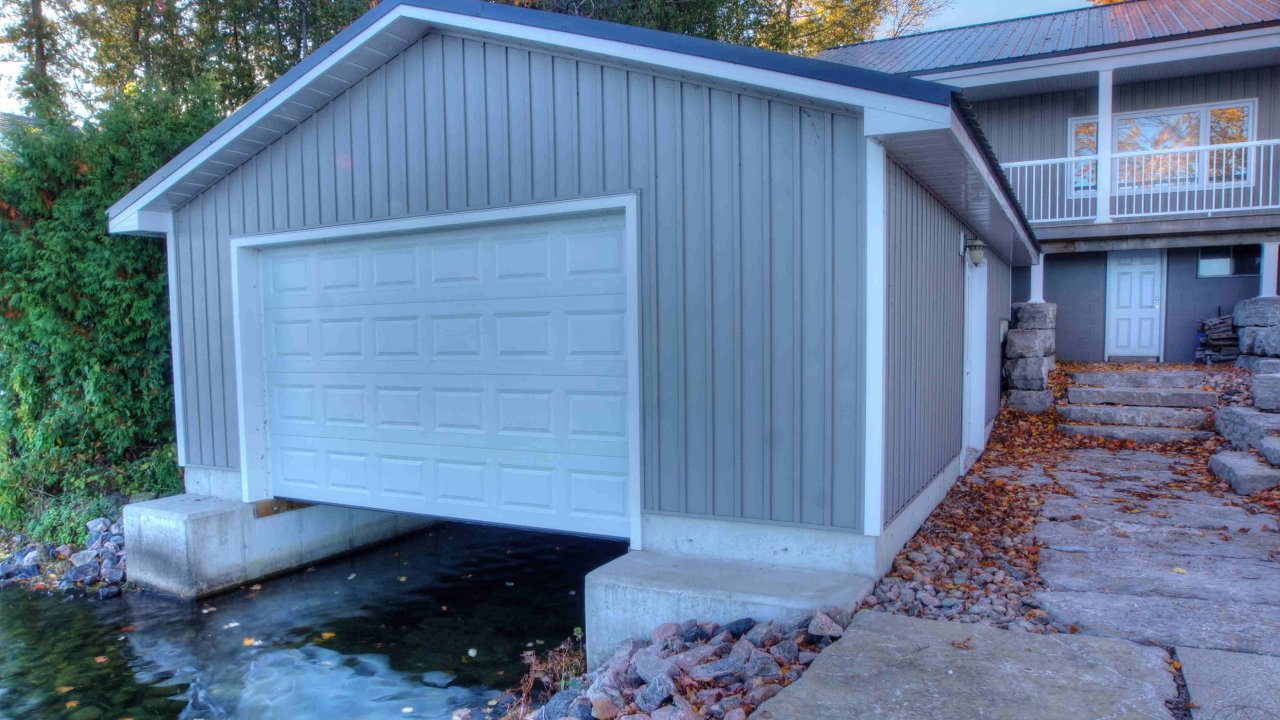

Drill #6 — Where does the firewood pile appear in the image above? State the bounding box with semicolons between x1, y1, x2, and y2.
1197;315;1239;364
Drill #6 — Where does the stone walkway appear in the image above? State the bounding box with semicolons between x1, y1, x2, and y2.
757;447;1280;719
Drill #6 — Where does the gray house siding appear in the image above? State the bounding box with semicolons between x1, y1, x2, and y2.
972;66;1280;164
169;30;869;530
987;255;1011;422
1044;252;1107;362
1163;247;1258;362
884;159;964;520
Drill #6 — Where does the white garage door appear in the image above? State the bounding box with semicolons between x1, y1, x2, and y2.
258;213;632;538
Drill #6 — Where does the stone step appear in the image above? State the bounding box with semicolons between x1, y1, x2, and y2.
1038;549;1280;606
1066;386;1217;408
1208;451;1280;495
1214;406;1280;453
1056;404;1210;429
1057;424;1214;443
1068;370;1206;389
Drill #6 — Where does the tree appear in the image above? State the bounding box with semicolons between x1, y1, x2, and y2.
878;0;952;39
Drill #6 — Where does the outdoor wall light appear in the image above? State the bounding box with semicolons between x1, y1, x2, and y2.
965;237;986;266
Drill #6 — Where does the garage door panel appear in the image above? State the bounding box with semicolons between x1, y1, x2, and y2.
263;217;627;310
264;295;628;377
269;434;630;537
266;372;629;457
259;211;631;539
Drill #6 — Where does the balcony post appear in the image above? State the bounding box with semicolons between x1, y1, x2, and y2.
1095;69;1114;224
1262;243;1279;298
1029;253;1045;303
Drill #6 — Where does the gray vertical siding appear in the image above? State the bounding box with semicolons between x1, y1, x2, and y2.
1044;252;1107;362
169;30;867;530
1164;246;1259;362
884;160;965;521
972;66;1280;163
986;255;1011;422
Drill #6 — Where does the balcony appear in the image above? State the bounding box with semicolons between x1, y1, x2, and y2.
1003;139;1280;226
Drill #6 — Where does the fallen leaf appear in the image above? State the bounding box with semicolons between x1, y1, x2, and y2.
55;686;74;693
1172;567;1187;574
65;701;79;708
93;656;108;663
318;632;335;641
949;637;973;650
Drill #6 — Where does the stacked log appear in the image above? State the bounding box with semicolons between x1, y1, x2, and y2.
1196;315;1238;364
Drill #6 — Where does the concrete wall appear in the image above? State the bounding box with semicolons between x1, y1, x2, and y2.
987;254;1012;421
1163;246;1260;362
169;30;869;531
1044;252;1107;362
884;159;965;521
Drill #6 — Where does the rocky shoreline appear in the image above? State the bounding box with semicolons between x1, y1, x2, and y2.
523;610;850;720
0;517;128;599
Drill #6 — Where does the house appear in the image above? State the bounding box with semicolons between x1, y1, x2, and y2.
821;0;1280;363
109;0;1034;663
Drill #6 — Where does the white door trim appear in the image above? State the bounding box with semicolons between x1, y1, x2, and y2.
1103;248;1166;361
229;194;645;548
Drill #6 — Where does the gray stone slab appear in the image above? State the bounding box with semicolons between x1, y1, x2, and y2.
1209;451;1280;495
1237;355;1280;374
1058;424;1214;443
1038;495;1273;532
1013;302;1057;330
1039;549;1280;605
1032;518;1279;560
1216;406;1280;452
1036;590;1280;655
1069;370;1206;389
1005;357;1054;390
1057;404;1211;428
1006;328;1055;358
1050;448;1198;474
1179;646;1280;720
1234;296;1280;328
1251;373;1280;412
1258;435;1280;466
1239;325;1280;357
1008;389;1054;413
1068;386;1218;408
753;611;1176;720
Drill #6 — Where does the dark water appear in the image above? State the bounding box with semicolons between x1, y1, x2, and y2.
0;523;626;720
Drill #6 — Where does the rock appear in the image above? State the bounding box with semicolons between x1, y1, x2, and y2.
746;655;781;678
1005;328;1055;358
768;639;798;664
1237;355;1280;373
634;675;674;712
70;549;99;567
567;697;595;719
63;564;99;585
722;710;747;720
1241;325;1280;357
1004;357;1054;390
742;622;778;648
1253;373;1280;412
1012;302;1056;330
650;707;696;720
686;657;745;681
669;643;720;670
1234;296;1280;327
1066;386;1216;408
86;517;111;534
681;625;710;644
98;585;122;600
1178;647;1280;720
541;688;583;720
632;651;676;685
1056;404;1209;429
720;618;754;638
54;544;73;559
807;612;843;637
1209;451;1280;495
650;622;681;645
1007;389;1053;414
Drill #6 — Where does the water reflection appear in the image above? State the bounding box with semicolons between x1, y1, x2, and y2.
0;523;626;719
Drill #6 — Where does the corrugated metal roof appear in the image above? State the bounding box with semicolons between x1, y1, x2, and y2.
819;0;1280;75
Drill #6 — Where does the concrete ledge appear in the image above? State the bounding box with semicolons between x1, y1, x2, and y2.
584;551;873;668
641;513;876;575
124;494;433;598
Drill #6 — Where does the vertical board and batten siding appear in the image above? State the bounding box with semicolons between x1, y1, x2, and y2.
170;30;868;531
972;66;1280;163
884;159;965;520
986;255;1011;423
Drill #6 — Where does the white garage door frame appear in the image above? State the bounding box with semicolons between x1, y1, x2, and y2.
229;194;644;548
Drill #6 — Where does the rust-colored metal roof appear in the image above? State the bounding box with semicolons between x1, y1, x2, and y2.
819;0;1280;75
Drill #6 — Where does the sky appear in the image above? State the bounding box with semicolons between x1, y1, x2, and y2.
0;0;1095;117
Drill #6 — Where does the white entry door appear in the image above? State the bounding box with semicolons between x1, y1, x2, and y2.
1106;249;1165;359
255;212;633;539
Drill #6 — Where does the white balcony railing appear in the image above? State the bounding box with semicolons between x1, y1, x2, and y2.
1002;139;1280;224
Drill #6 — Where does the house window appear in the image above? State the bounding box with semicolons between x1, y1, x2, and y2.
1198;245;1260;278
1069;100;1256;192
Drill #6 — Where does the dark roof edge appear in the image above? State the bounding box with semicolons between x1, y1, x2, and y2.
110;0;955;219
892;18;1280;77
950;92;1039;258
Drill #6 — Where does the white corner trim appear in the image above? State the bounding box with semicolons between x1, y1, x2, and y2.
163;213;188;466
862;138;887;536
110;3;953;227
962;250;988;454
229;195;646;545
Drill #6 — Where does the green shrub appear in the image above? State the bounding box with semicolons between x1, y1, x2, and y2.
0;84;220;540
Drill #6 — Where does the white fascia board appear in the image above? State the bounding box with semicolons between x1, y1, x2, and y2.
919;26;1280;87
111;4;953;226
946;111;1036;260
110;209;172;237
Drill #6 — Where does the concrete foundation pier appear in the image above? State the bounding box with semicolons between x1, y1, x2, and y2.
124;494;433;598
